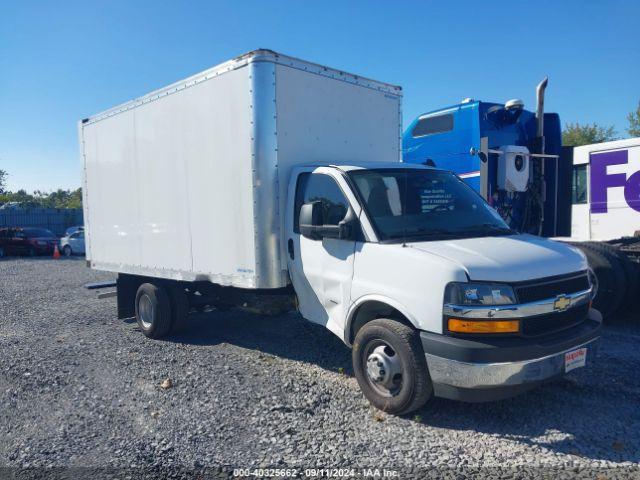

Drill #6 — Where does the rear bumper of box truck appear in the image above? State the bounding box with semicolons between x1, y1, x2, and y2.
420;308;602;402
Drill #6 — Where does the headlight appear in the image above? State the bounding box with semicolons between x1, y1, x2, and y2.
445;282;517;306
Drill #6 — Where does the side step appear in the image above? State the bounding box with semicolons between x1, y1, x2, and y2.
85;281;117;290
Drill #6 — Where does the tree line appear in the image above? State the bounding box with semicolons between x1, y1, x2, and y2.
562;100;640;146
0;177;82;210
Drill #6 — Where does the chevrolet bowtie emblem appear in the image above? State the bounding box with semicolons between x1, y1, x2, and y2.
553;295;571;311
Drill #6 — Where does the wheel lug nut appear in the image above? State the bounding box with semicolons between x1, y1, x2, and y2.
380;370;385;375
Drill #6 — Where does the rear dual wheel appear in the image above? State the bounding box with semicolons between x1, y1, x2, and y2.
135;282;190;338
585;242;639;314
353;318;432;415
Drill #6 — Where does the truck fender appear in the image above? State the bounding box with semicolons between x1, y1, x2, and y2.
344;294;420;346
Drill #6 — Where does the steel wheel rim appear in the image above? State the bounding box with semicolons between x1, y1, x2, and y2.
139;294;154;329
363;340;404;397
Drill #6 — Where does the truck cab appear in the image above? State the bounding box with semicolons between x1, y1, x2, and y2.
403;85;568;239
285;162;601;412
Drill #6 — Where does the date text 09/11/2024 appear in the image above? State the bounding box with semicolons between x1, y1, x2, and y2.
232;468;399;478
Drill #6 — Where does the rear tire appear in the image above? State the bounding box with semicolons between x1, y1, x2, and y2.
586;242;638;313
353;318;432;415
0;246;4;258
135;282;173;339
581;243;626;318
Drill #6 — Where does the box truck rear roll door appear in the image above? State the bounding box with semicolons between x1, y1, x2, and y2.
286;170;362;339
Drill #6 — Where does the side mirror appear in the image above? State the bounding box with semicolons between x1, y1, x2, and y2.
299;201;359;241
299;202;324;240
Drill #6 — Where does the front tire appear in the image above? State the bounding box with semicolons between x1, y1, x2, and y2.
353;318;432;415
63;245;72;257
135;282;173;339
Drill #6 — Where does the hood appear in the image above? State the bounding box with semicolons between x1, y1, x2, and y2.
407;234;587;282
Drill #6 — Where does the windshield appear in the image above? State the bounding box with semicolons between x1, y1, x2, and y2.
347;168;514;242
24;228;55;238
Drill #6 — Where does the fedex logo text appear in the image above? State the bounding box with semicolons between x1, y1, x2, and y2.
590;149;640;213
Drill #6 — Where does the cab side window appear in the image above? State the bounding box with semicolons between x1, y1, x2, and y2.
294;173;349;233
572;165;588;204
411;114;454;138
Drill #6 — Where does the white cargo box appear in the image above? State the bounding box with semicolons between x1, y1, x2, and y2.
80;49;402;289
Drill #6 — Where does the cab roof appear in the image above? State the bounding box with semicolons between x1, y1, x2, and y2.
301;161;442;172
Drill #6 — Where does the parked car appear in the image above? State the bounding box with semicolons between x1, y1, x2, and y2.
60;230;85;256
0;202;23;210
0;228;58;257
64;225;84;237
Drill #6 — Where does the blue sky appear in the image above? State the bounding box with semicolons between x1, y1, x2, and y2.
1;0;638;192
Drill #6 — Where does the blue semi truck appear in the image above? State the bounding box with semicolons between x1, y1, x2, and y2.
403;79;570;239
403;80;639;320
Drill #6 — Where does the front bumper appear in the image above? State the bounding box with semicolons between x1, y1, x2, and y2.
421;308;602;402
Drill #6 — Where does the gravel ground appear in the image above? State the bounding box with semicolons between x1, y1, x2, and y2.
1;258;639;479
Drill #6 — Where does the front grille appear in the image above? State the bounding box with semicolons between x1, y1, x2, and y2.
521;303;589;337
515;272;590;304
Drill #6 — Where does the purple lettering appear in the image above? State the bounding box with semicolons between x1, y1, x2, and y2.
590;150;628;214
624;170;640;213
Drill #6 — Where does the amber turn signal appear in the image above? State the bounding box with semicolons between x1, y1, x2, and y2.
448;318;520;334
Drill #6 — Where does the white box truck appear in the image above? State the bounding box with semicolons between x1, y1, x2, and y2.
80;50;602;414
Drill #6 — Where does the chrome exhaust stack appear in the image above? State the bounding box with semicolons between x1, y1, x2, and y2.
535;77;548;140
534;76;549;235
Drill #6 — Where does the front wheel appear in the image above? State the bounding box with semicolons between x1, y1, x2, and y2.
63;245;72;257
352;318;432;415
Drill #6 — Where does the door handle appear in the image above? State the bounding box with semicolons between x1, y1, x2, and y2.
288;239;295;260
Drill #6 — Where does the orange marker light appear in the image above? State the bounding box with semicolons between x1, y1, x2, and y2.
448;318;520;334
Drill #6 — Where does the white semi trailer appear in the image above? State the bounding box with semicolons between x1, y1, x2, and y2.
80;50;602;414
562;138;640;319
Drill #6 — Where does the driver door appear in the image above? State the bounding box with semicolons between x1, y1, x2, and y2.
286;170;358;339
